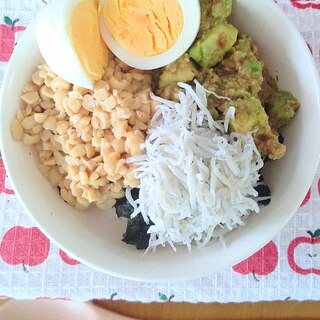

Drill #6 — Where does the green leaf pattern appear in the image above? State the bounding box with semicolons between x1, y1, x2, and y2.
313;229;320;238
159;292;175;302
159;292;168;301
4;16;13;26
4;16;19;29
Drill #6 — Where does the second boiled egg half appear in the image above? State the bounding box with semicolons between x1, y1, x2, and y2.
37;0;200;89
100;0;201;70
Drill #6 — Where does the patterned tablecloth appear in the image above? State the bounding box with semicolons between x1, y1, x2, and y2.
0;0;320;302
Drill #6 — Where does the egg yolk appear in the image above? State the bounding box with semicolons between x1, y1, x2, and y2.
70;0;109;82
103;0;184;57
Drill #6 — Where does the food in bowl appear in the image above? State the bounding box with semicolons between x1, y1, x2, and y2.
37;0;109;89
12;55;156;209
37;0;201;88
99;0;201;70
11;0;300;252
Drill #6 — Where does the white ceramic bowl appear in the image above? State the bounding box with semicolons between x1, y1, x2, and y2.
1;0;320;282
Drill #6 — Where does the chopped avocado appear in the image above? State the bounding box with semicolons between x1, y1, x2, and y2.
211;0;233;23
267;91;300;130
254;131;286;160
189;22;238;68
201;35;264;101
229;37;262;67
159;54;198;89
199;0;233;33
208;105;220;120
234;36;251;53
248;59;263;74
259;68;278;106
227;97;287;160
233;90;252;100
199;0;216;33
228;97;269;134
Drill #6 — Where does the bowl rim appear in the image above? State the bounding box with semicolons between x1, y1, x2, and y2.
1;0;320;282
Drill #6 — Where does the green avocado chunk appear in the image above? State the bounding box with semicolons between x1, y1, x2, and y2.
200;0;233;33
248;59;263;74
189;22;238;68
159;54;198;89
208;104;220;120
267;91;300;130
228;97;287;160
211;0;233;22
228;97;269;134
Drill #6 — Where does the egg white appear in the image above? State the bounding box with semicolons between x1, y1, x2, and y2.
99;0;201;70
37;0;93;89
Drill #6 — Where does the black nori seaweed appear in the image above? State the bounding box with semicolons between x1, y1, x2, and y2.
279;134;284;144
122;215;151;250
114;197;134;219
255;175;271;206
114;188;140;219
114;188;150;250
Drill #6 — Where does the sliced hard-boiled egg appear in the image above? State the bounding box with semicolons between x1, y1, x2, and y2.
99;0;201;70
37;0;109;89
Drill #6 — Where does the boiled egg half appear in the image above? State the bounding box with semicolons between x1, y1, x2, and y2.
99;0;201;70
37;0;200;89
37;0;109;89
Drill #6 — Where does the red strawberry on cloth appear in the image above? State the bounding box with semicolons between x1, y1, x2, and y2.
0;16;26;62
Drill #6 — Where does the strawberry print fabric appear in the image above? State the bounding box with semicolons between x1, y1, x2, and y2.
0;0;320;302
